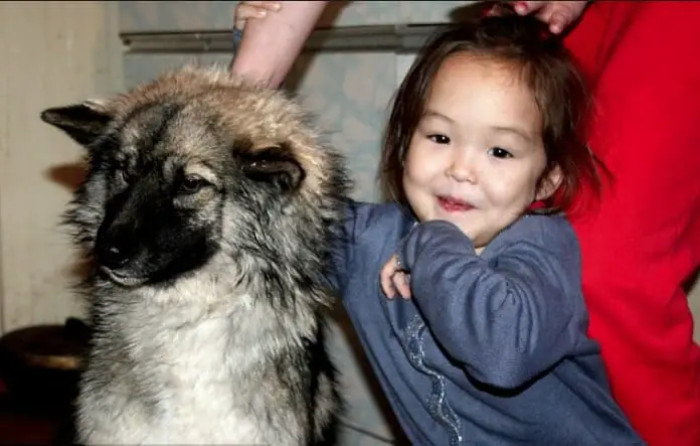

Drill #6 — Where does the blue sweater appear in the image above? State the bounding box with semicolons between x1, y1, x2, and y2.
330;201;642;445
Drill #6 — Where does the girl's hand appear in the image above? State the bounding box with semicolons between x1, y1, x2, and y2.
380;254;412;300
234;1;282;31
491;1;590;34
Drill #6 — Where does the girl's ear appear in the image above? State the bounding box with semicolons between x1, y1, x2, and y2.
535;164;563;201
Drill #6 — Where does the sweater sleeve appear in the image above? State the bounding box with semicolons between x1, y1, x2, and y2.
398;218;584;389
325;199;363;292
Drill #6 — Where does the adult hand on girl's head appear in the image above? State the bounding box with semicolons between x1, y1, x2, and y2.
234;1;282;31
380;254;412;300
490;1;590;35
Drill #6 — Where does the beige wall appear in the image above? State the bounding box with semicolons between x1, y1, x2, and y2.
0;2;123;333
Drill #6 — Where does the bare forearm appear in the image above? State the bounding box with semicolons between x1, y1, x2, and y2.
230;1;328;88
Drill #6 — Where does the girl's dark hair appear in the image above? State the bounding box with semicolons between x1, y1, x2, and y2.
379;5;602;212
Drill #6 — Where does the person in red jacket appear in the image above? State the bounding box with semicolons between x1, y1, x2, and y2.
230;2;700;444
561;2;700;445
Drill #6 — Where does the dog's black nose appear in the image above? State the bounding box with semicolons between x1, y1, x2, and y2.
103;245;128;267
96;240;133;269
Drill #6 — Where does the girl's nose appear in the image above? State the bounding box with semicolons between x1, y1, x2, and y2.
446;150;477;183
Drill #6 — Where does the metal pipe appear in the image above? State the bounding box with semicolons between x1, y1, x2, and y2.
120;24;443;54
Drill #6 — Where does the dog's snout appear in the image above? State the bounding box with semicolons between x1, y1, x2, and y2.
96;232;135;269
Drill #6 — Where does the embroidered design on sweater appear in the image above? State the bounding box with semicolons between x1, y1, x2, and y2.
405;314;463;446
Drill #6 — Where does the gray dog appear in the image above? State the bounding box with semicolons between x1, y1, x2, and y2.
41;66;347;445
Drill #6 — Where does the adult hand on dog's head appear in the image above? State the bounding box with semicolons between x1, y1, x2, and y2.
490;1;590;35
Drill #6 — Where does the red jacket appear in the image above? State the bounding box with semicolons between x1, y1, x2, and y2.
564;2;700;444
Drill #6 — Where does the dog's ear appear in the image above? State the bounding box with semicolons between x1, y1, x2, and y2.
40;100;112;148
241;145;306;192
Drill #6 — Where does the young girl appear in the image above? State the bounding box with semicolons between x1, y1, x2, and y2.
234;5;642;445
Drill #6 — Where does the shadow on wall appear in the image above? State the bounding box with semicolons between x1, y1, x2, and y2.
46;163;85;192
43;163;93;284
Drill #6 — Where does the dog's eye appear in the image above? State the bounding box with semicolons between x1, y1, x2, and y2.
111;156;136;182
114;163;132;184
180;175;209;195
249;160;268;169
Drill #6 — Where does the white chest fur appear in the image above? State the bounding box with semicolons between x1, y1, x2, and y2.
78;276;309;445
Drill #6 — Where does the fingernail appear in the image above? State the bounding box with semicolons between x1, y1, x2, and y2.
272;2;281;10
257;10;267;17
514;2;528;14
550;22;563;34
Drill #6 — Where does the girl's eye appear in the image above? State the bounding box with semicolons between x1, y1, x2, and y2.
428;134;450;144
487;147;513;159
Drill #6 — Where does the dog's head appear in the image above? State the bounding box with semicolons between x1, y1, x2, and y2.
42;66;347;288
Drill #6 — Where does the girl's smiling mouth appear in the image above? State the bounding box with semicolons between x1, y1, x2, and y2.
437;196;474;212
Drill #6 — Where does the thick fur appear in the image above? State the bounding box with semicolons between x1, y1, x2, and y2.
41;66;348;445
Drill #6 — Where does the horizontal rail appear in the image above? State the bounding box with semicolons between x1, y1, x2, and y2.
120;24;444;54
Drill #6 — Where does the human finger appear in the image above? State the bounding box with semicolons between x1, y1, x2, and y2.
544;2;588;34
380;255;401;299
511;1;588;34
392;271;412;300
234;2;281;30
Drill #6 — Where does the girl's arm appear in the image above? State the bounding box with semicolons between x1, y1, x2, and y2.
397;218;585;389
229;1;328;88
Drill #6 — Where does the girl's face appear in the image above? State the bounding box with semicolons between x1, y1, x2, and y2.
403;52;561;253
